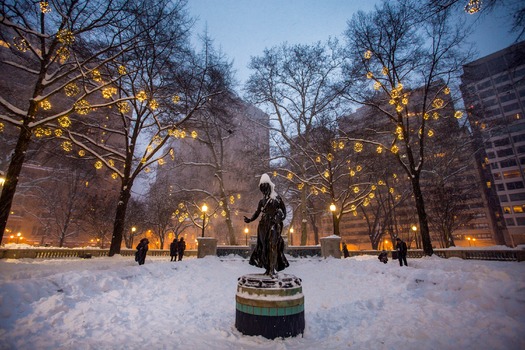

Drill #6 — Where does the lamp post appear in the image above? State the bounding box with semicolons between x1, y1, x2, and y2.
289;227;294;246
244;227;249;245
467;237;471;247
201;204;208;237
130;226;137;248
411;225;417;249
330;203;338;236
16;232;22;244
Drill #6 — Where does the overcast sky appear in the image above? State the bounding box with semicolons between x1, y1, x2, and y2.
186;0;519;90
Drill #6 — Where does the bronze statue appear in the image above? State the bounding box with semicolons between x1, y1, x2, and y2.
244;174;289;276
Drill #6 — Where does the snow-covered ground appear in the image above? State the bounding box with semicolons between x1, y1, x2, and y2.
0;253;523;350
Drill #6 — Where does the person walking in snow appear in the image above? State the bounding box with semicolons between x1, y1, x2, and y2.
342;242;350;258
395;237;408;266
135;238;149;265
170;238;179;262
177;237;186;261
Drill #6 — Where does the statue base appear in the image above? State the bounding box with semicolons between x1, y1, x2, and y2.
235;273;304;339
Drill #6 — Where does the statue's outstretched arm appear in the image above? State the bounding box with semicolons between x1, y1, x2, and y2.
244;199;263;223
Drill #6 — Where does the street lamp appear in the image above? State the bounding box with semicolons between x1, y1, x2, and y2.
289;227;294;246
467;237;471;247
201;204;208;237
411;225;417;249
244;227;249;245
16;232;22;244
330;203;337;236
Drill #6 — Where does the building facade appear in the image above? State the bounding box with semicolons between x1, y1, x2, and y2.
460;40;525;245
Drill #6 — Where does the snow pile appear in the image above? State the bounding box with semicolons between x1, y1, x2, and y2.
0;254;523;349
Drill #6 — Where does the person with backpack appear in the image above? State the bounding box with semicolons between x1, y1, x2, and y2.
135;238;149;265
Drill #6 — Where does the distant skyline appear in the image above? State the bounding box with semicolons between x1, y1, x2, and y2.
187;0;519;91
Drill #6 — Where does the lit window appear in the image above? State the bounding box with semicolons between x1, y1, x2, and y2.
503;206;511;214
513;206;524;213
503;170;520;179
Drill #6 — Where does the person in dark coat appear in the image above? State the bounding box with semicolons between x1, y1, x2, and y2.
395;238;408;266
170;238;179;262
378;250;388;264
244;173;289;276
177;237;186;261
342;242;350;258
135;238;149;265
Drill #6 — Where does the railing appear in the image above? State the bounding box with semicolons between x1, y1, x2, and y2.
0;248;196;259
348;249;525;261
0;247;523;261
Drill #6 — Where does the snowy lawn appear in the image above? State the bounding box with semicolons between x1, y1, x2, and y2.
0;254;523;350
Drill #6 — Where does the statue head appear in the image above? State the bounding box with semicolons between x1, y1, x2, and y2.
259;173;277;199
259;182;271;196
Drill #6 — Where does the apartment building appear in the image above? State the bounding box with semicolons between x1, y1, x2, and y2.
460;41;525;245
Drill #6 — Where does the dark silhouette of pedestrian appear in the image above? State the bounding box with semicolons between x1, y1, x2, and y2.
342;242;349;258
170;238;179;262
244;173;289;276
178;237;186;261
396;238;408;266
135;238;149;265
378;250;388;264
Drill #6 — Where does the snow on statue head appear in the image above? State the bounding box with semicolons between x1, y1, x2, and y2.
259;173;277;199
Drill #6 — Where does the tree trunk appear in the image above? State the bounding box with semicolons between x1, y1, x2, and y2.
411;176;433;256
308;212;319;245
445;229;456;248
300;186;307;245
109;185;132;256
332;212;340;236
222;201;236;245
0;125;32;243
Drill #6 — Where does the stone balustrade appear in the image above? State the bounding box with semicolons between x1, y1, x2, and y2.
0;246;523;261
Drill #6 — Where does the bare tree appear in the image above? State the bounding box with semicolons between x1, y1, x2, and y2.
83;191;117;248
54;2;233;255
342;0;474;255
122;197;147;249
0;0;155;243
27;167;88;247
144;173;194;249
173;38;244;245
423;122;482;247
245;40;350;245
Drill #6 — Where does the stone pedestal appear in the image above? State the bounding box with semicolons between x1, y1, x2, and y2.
320;235;342;258
197;237;217;258
235;273;304;339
